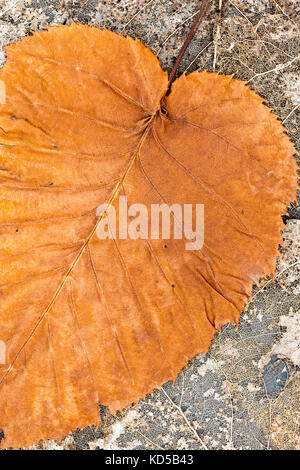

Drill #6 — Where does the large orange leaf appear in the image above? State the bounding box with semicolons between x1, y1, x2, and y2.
0;23;297;448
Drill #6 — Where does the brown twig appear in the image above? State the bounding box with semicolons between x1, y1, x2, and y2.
213;0;223;71
168;0;211;85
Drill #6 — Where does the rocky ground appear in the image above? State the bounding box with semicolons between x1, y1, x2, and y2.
0;0;299;450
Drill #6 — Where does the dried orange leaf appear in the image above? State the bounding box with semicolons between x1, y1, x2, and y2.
0;23;297;448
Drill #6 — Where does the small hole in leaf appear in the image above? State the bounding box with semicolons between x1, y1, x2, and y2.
161;107;167;115
171;284;175;288
49;182;54;186
16;229;19;232
164;244;167;248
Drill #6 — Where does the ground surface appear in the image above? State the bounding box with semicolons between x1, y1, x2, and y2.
0;0;299;450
